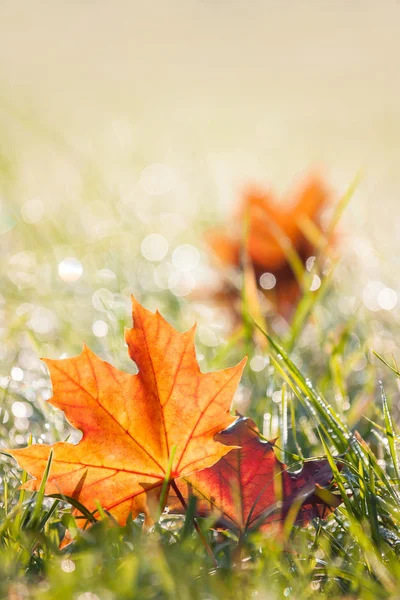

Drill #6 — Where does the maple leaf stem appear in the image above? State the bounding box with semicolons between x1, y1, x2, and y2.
170;480;217;568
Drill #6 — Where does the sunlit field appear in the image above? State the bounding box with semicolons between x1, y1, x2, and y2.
2;3;400;599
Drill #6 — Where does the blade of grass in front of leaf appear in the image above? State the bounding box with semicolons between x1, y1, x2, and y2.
282;488;312;543
27;449;53;529
159;444;177;518
319;437;352;517
301;172;360;262
246;462;285;533
10;434;32;532
254;211;305;287
325;172;362;242
50;495;98;524
180;494;198;541
313;485;342;509
297;213;328;253
95;500;108;521
287;175;359;352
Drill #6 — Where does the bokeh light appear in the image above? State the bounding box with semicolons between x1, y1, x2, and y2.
92;320;108;337
58;258;83;283
259;273;277;290
172;244;200;272
141;234;169;262
21;198;45;224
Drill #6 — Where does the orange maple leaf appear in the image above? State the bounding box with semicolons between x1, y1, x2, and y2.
205;175;331;317
7;296;246;533
169;418;342;533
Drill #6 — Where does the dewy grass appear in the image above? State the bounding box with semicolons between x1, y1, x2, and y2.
2;300;400;600
2;111;400;597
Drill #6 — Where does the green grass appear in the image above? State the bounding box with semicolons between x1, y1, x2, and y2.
2;108;400;598
4;305;400;600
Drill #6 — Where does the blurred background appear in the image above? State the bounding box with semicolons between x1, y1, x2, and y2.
1;2;400;255
1;1;400;444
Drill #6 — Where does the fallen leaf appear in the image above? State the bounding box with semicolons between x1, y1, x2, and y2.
205;174;331;317
169;418;342;533
6;296;246;537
